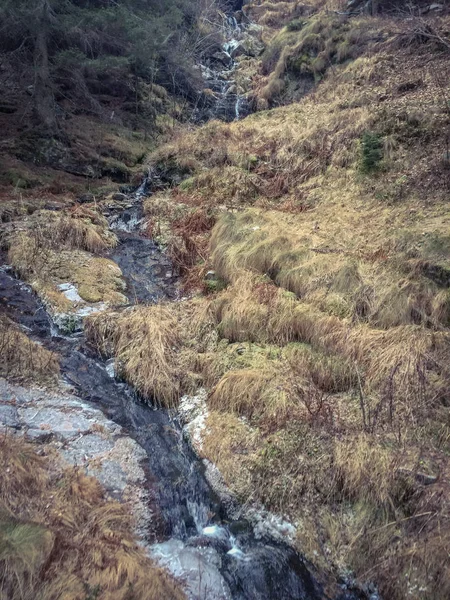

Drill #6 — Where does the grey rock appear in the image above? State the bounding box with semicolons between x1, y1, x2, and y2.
19;406;94;441
88;459;128;495
62;433;115;465
112;192;128;202
151;539;232;600
26;428;54;442
77;193;94;204
416;471;438;486
0;405;20;429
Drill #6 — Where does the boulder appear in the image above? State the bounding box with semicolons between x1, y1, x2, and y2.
77;192;94;204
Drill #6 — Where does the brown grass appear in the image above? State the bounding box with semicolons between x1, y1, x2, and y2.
85;305;194;407
75;5;450;598
0;434;184;600
8;208;126;312
0;316;59;384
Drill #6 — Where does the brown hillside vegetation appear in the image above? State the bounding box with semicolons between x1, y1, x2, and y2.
85;2;450;598
0;434;184;600
0;316;59;384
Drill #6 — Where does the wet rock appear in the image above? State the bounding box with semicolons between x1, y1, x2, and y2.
416;471;438;485
226;37;264;58
112;192;128;202
0;102;17;114
151;539;232;600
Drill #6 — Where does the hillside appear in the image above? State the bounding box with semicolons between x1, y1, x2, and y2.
1;0;450;598
87;1;450;598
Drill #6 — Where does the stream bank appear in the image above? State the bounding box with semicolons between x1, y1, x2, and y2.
0;6;377;598
0;180;373;600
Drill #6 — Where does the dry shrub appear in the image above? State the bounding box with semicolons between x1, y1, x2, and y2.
333;435;404;508
168;207;216;287
86;306;189;407
0;316;59;383
0;435;184;600
332;434;450;600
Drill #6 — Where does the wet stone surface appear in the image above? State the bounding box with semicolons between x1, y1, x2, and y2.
0;378;153;539
109;232;178;304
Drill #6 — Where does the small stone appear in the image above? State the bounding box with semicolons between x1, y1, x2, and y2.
112;193;128;202
416;472;438;485
77;193;94;204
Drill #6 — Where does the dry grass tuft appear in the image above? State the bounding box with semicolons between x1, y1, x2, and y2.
0;316;59;384
86;306;193;407
0;434;184;600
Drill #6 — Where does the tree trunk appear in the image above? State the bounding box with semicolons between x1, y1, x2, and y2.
33;0;57;132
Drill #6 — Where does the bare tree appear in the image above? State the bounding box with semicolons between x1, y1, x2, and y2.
33;0;58;132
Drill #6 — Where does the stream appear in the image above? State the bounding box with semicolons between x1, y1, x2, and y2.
0;185;368;600
0;7;371;598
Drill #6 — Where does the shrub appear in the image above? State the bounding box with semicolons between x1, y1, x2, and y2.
286;19;305;32
360;131;383;173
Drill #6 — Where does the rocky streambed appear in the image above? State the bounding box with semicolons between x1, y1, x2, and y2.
0;7;377;597
0;179;375;600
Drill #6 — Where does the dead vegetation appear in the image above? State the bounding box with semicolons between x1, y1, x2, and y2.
7;206;126;312
91;4;450;597
1;1;447;598
85;305;196;407
0;434;184;600
0;316;59;384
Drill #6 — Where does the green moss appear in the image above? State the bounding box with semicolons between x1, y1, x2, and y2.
78;284;103;303
179;176;196;191
286;19;305;32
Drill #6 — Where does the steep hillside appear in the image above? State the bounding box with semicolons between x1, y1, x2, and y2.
85;1;450;598
2;0;450;598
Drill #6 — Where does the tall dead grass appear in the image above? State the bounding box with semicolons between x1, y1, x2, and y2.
0;316;59;383
86;306;195;407
0;434;184;600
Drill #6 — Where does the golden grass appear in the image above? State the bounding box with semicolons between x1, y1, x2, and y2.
211;209;450;329
201;411;261;500
0;316;59;383
85;305;194;407
0;434;184;600
8;210;126;311
79;6;450;597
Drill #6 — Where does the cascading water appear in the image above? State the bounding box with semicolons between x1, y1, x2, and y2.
0;178;374;600
0;7;374;598
194;11;255;123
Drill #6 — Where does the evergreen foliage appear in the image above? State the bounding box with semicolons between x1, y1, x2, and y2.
0;0;208;129
360;131;383;173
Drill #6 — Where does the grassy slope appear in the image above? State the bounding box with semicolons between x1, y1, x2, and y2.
87;2;450;598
